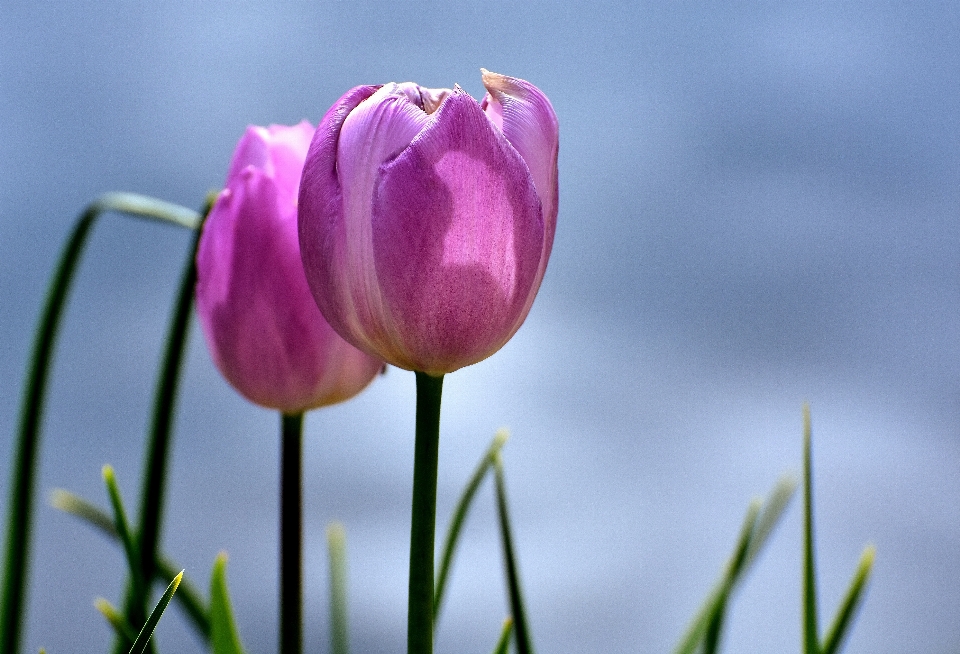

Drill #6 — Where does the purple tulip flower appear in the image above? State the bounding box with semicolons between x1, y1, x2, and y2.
196;122;383;412
298;70;559;376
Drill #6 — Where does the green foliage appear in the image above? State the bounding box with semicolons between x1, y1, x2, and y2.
0;193;201;654
327;524;350;654
434;429;509;624
803;405;875;654
675;405;875;654
493;453;533;654
126;571;182;654
209;554;245;654
102;466;145;607
491;618;514;654
49;489;210;639
672;475;796;654
95;598;137;645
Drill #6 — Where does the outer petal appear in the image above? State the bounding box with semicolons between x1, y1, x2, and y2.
370;88;545;374
481;70;559;289
299;84;432;359
197;166;382;412
227;121;315;202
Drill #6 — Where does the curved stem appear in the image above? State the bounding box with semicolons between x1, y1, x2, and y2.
408;372;444;654
1;193;200;654
280;412;304;654
130;210;206;631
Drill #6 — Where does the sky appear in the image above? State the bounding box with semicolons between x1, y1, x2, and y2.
1;1;959;652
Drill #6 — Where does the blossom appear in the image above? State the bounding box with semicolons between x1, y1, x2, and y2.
196;122;383;412
298;70;558;376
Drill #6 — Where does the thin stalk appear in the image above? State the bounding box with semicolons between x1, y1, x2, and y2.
820;545;875;654
1;193;199;654
434;429;508;625
493;455;533;654
802;404;820;654
408;372;444;654
280;412;304;654
124;207;208;645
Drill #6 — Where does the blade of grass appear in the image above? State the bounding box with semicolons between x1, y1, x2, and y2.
50;490;210;638
1;193;201;654
434;429;509;624
95;598;137;646
743;475;797;568
210;554;245;654
327;523;349;654
702;591;728;654
491;618;514;654
103;466;145;604
820;545;875;654
50;489;117;538
803;404;820;654
493;454;533;654
673;501;760;654
127;571;183;654
673;475;796;654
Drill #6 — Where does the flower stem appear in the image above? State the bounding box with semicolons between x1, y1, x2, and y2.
280;412;304;654
408;372;444;654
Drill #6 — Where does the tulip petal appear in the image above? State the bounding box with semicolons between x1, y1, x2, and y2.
198;166;381;411
370;88;545;373
301;84;433;358
228;121;315;202
481;70;559;280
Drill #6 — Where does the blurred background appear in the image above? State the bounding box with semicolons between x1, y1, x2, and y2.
1;1;959;652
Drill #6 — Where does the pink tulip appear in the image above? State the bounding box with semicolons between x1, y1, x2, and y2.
298;70;559;376
196;122;383;412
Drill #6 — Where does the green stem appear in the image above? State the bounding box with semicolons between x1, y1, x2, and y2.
327;523;349;654
280;412;304;654
802;404;820;654
1;193;199;654
408;372;444;654
124;211;207;645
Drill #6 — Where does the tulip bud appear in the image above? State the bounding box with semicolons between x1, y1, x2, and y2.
196;122;383;412
298;71;559;376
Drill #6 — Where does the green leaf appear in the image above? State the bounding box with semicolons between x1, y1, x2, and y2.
102;466;144;600
820;545;875;654
95;597;137;645
491;618;514;654
673;501;760;654
744;475;797;569
434;429;509;624
210;554;245;654
673;475;796;654
48;489;210;638
127;570;182;654
493;453;533;654
49;489;117;538
327;524;349;654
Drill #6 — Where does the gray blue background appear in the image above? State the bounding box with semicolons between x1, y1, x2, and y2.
2;1;959;652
